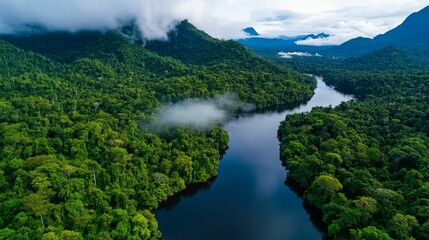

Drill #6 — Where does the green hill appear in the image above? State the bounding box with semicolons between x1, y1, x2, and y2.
2;22;315;107
146;20;316;106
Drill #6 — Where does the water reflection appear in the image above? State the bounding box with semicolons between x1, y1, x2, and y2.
159;177;217;211
156;77;353;240
285;178;328;235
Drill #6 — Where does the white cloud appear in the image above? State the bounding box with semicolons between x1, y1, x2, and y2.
249;1;429;45
278;52;322;58
152;94;254;129
157;101;226;128
0;0;427;44
0;0;182;40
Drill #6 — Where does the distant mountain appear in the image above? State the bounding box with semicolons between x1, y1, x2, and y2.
242;5;429;60
334;5;429;57
293;33;330;42
243;27;260;36
237;32;330;49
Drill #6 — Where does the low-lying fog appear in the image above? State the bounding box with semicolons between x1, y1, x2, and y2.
148;93;254;129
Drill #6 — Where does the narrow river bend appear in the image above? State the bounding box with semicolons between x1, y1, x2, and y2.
156;77;353;240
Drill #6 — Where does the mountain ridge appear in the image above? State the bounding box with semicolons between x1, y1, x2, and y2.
334;5;429;57
237;32;330;49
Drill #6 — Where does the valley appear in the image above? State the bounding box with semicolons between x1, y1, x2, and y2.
0;3;429;240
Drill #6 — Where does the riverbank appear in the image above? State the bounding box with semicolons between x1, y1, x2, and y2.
156;77;353;240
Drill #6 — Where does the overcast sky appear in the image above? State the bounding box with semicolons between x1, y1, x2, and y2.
0;0;428;45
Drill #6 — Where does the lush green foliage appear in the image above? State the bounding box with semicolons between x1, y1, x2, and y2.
0;39;229;239
278;50;429;239
4;21;316;108
0;24;314;239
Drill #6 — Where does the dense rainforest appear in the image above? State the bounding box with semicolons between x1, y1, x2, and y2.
278;47;429;239
0;21;316;239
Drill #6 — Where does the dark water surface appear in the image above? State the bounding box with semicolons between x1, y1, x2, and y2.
156;77;353;240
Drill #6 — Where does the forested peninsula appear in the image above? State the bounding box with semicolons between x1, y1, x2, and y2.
0;21;316;239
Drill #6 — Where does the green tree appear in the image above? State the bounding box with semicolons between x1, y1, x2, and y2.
388;214;419;240
351;226;393;240
131;214;151;239
306;175;343;208
22;190;54;227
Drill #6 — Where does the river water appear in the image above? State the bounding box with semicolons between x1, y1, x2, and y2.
156;77;353;240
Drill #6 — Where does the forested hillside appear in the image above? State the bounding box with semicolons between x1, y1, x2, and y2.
0;22;314;239
146;20;316;107
3;21;316;108
278;49;429;239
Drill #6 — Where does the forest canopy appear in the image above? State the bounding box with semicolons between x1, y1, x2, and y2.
0;21;315;239
279;48;429;239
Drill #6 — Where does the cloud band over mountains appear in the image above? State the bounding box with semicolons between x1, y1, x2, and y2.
0;0;182;40
0;0;427;44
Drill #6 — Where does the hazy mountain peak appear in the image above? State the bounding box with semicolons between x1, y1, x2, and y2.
237;32;331;49
243;27;260;36
335;4;429;56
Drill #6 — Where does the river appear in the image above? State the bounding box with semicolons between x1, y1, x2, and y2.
156;76;353;240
